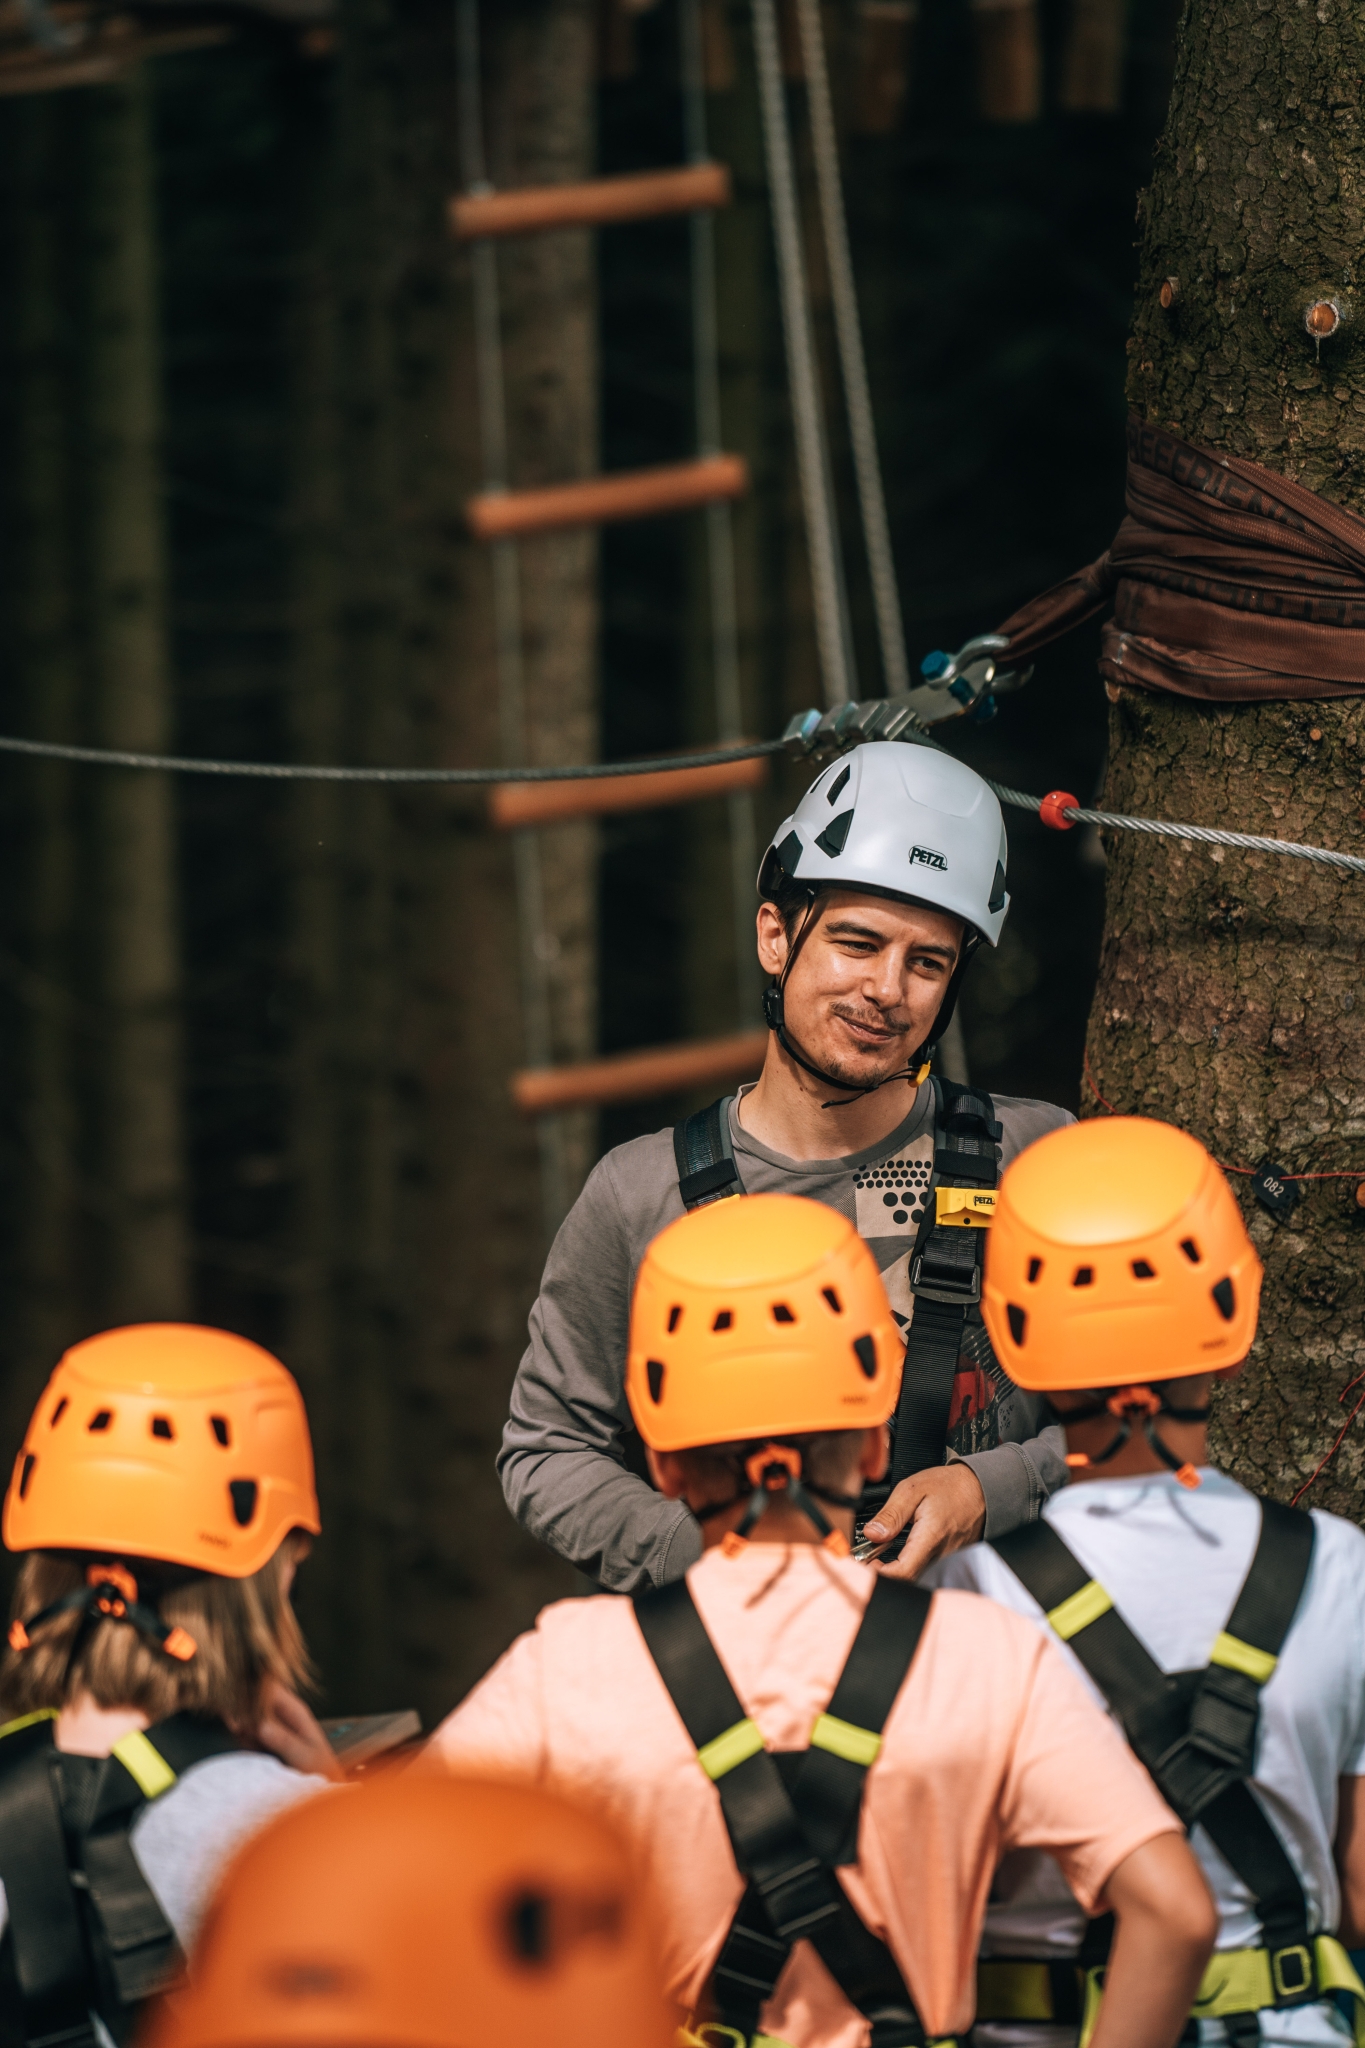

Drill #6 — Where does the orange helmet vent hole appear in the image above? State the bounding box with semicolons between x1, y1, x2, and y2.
50;1398;68;1428
711;1310;733;1332
229;1480;258;1528
1071;1267;1094;1288
1212;1278;1236;1321
1007;1305;1026;1344
852;1335;877;1379
771;1303;795;1324
646;1360;665;1404
18;1454;35;1500
821;1287;842;1314
666;1307;682;1334
1180;1237;1201;1263
210;1415;231;1447
88;1410;113;1433
1026;1257;1043;1283
151;1416;175;1440
1131;1260;1156;1280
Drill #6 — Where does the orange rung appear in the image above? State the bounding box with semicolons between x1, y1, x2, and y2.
489;751;768;831
450;161;731;241
512;1029;768;1116
467;455;747;542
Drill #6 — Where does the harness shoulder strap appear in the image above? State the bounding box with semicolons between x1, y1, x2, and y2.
994;1502;1323;2006
0;1716;98;2048
633;1580;938;2048
674;1098;746;1211
890;1079;1000;1485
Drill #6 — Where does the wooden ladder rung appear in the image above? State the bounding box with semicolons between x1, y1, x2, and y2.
467;454;747;541
489;751;767;831
450;162;731;242
512;1029;767;1116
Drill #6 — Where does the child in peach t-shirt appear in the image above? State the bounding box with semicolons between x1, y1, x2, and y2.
432;1194;1214;2048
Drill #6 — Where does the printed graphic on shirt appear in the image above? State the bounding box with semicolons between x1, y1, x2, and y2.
852;1135;933;1239
882;1255;1010;1456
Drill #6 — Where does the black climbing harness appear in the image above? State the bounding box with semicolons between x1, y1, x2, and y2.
633;1574;949;2048
0;1708;238;2048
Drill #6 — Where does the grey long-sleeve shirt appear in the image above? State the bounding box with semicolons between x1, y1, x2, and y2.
499;1081;1073;1591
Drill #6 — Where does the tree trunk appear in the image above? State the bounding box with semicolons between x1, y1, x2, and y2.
1087;0;1365;1516
81;70;191;1324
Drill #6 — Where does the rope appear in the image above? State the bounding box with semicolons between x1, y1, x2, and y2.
750;0;856;709
792;0;910;699
989;783;1365;876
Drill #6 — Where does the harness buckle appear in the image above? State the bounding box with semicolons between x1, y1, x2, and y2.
1271;1945;1315;2002
909;1246;981;1306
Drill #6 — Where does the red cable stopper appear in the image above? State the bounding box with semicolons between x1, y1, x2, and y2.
1039;790;1079;831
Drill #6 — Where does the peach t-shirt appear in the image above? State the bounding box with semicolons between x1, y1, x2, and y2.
430;1544;1178;2045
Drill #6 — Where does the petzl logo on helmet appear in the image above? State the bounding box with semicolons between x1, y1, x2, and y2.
908;845;947;872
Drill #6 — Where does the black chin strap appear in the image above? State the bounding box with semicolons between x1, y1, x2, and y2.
1059;1387;1210;1488
764;891;976;1109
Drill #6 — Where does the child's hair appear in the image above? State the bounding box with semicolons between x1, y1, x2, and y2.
674;1429;866;1496
0;1530;315;1728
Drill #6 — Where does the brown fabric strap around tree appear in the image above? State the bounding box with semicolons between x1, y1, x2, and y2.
995;414;1365;703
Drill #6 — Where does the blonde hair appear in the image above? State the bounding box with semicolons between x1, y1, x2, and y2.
0;1532;316;1728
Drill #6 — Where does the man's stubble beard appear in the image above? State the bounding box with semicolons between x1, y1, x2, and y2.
812;1002;922;1088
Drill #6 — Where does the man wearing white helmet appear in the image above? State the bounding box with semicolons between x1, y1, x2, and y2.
500;738;1072;1592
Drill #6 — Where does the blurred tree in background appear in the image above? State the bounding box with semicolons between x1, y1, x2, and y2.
0;0;1182;1720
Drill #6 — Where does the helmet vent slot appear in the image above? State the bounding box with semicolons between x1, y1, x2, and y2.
1026;1257;1043;1284
666;1306;682;1334
1007;1305;1027;1345
507;1890;551;1965
826;765;851;807
711;1310;733;1332
852;1335;877;1379
1071;1267;1095;1288
821;1286;842;1314
229;1479;258;1527
1211;1278;1236;1322
771;1303;796;1324
151;1416;174;1440
814;808;855;859
1131;1260;1157;1280
210;1415;231;1447
646;1360;665;1403
50;1398;68;1428
18;1453;35;1499
88;1410;113;1433
1180;1238;1202;1264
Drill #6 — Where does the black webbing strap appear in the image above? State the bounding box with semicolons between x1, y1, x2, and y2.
0;1719;97;2048
633;1578;937;2047
81;1716;238;2007
0;1711;238;2042
890;1078;1000;1486
674;1098;746;1211
992;1501;1320;2004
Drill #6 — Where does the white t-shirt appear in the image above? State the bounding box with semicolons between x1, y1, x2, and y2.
925;1469;1365;2048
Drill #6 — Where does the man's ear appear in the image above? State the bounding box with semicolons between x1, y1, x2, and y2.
861;1427;889;1483
755;902;790;979
646;1445;688;1500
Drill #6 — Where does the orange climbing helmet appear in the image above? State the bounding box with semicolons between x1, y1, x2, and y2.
626;1192;902;1451
982;1116;1262;1392
3;1324;320;1580
144;1772;673;2048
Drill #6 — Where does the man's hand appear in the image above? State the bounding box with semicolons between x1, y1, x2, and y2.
255;1676;345;1781
864;1462;986;1580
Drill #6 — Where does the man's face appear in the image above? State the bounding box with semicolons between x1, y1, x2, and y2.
756;888;965;1089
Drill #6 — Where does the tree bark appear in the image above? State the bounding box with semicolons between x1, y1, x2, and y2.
81;70;191;1323
1087;0;1365;1516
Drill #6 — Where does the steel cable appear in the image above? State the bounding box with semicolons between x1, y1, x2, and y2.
987;782;1365;876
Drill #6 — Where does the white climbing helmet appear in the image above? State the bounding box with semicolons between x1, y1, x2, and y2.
758;741;1010;946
